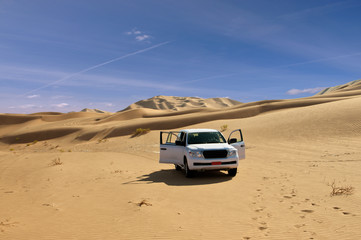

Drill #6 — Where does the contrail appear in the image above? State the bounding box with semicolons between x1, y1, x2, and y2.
23;41;171;96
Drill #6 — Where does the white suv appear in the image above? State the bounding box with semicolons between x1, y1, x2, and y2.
159;129;245;177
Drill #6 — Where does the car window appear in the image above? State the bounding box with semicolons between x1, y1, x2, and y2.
187;132;226;144
177;132;185;144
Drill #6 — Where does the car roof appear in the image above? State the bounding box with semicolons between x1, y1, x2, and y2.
180;129;219;133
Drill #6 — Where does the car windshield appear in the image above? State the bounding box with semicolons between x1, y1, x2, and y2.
187;132;226;144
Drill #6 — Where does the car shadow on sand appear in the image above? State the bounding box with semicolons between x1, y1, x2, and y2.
124;169;233;186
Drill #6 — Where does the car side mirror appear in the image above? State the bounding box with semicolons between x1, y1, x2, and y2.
228;138;237;144
175;140;184;146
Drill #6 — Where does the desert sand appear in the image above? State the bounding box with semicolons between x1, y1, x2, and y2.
1;84;361;239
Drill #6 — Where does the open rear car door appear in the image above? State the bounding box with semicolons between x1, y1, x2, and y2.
228;129;245;160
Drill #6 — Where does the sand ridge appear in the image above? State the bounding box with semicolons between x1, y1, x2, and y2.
316;79;361;95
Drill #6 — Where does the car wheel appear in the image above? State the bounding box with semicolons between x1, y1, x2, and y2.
175;164;182;171
228;168;237;177
184;158;194;178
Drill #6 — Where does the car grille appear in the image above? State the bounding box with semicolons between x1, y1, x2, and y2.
203;150;228;159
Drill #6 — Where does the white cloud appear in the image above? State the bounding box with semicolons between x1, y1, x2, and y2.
126;29;151;41
27;94;40;99
135;34;150;41
52;103;69;108
287;87;325;95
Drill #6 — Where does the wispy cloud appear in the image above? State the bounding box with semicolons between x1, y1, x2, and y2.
52;103;69;108
198;1;361;73
287;87;325;95
279;1;361;21
66;73;195;92
278;52;361;69
9;104;39;109
27;94;40;99
21;41;171;96
0;65;67;84
1;62;195;96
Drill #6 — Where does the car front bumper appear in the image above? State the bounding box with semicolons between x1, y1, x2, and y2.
188;157;238;171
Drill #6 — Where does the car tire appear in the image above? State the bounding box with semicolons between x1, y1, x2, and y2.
175;164;182;171
228;168;237;177
184;158;194;178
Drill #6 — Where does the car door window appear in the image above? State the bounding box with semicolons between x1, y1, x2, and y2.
161;131;180;145
166;132;178;144
228;130;243;143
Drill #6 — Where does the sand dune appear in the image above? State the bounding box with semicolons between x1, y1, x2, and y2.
1;82;361;239
81;108;111;114
122;95;241;111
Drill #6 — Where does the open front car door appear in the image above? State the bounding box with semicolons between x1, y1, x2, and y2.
159;131;184;165
228;129;245;160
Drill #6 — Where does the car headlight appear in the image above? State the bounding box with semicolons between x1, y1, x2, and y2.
227;149;237;157
189;150;203;158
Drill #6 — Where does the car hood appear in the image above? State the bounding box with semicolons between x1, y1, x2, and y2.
187;143;235;151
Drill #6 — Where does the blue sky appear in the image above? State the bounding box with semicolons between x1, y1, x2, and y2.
1;0;361;113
